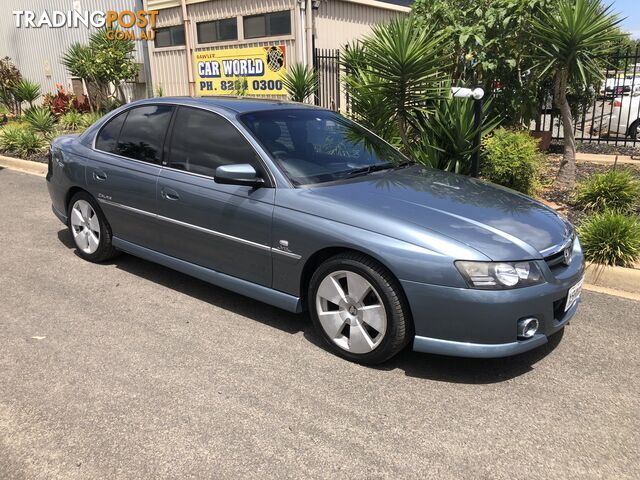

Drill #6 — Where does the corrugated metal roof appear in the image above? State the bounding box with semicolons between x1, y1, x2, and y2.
147;0;411;12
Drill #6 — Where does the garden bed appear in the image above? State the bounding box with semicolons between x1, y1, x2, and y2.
0;149;48;163
540;155;640;225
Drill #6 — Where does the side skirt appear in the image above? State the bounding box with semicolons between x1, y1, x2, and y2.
112;237;303;313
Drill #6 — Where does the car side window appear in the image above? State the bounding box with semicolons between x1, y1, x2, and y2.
115;105;174;164
168;106;261;178
95;111;127;154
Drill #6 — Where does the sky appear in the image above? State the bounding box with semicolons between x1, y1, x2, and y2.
614;0;640;39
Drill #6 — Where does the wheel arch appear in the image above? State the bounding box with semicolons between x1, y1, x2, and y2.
299;246;410;315
65;186;91;212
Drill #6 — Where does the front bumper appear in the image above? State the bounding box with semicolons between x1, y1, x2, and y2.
403;255;584;358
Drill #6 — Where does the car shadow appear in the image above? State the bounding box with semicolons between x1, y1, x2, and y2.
57;228;565;384
375;329;565;384
56;229;308;336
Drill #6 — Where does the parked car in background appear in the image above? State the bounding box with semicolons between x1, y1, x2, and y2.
601;74;640;97
46;98;584;364
591;95;640;139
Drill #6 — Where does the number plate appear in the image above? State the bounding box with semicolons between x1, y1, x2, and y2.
565;277;584;312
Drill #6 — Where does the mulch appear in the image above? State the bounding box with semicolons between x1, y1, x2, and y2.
540;154;640;225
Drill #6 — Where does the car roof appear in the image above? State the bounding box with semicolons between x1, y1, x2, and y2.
132;96;323;114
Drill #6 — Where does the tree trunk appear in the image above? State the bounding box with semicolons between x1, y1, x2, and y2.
397;115;411;152
81;78;94;113
554;69;576;188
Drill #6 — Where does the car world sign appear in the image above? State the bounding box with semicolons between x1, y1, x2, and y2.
194;45;287;96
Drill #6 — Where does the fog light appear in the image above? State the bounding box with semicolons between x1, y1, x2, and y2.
517;318;539;339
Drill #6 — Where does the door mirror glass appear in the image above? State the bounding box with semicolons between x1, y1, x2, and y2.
214;164;264;187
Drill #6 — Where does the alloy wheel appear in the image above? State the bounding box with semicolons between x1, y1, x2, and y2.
70;199;100;254
315;270;387;354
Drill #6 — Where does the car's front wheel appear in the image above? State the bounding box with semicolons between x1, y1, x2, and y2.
308;253;413;364
67;191;118;263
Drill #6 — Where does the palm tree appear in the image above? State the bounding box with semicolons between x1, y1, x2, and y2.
282;63;318;103
342;17;451;151
13;79;41;115
531;0;624;188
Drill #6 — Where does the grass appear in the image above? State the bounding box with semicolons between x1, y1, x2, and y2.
578;210;640;267
573;169;640;213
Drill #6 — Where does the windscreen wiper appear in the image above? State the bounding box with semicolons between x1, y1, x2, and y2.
393;160;413;169
345;163;394;177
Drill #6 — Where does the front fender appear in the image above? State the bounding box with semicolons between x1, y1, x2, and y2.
271;205;487;297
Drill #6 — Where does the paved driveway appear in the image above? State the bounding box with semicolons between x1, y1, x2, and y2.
1;168;639;479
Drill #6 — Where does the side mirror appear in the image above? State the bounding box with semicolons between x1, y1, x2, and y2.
214;164;264;187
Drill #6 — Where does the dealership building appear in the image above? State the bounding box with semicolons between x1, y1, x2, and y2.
1;0;410;106
147;0;410;104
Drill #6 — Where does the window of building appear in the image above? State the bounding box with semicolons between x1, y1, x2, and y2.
154;25;185;48
115;105;174;164
168;107;261;178
243;11;291;39
197;17;238;44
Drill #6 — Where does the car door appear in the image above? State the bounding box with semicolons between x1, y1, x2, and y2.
156;106;274;287
87;104;174;251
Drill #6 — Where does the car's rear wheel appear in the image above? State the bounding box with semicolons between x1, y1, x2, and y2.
308;253;413;364
68;192;118;262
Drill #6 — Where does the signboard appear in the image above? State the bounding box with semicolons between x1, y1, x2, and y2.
194;45;287;96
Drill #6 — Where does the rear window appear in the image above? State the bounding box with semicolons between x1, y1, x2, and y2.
95;111;127;153
116;105;174;164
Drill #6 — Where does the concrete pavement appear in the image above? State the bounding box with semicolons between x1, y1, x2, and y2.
1;168;639;479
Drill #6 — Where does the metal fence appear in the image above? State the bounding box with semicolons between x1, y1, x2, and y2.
312;46;640;148
313;48;341;111
535;48;640;147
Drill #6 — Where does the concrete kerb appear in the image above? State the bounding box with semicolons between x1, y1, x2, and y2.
0;154;47;177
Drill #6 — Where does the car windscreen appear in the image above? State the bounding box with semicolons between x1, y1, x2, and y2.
240;109;408;185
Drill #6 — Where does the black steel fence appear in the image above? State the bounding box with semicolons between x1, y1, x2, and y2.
535;48;640;147
313;46;640;148
313;48;341;111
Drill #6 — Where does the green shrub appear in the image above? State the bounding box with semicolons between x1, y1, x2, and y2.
480;128;543;194
578;210;640;266
11;129;46;157
0;125;24;151
412;96;499;174
78;112;104;131
282;63;318;102
573;169;640;213
13;79;41;113
24;106;55;135
59;111;83;130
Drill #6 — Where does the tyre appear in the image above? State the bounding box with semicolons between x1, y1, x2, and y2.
308;252;413;364
67;191;118;263
629;120;639;140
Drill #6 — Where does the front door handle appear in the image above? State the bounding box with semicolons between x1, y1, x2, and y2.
93;170;107;181
161;187;180;201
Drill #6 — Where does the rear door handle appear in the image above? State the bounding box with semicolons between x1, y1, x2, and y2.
161;187;180;201
93;170;107;181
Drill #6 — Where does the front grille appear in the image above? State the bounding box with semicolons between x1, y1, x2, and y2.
544;236;574;271
545;250;566;268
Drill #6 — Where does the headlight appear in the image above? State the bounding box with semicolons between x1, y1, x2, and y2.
455;261;543;290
